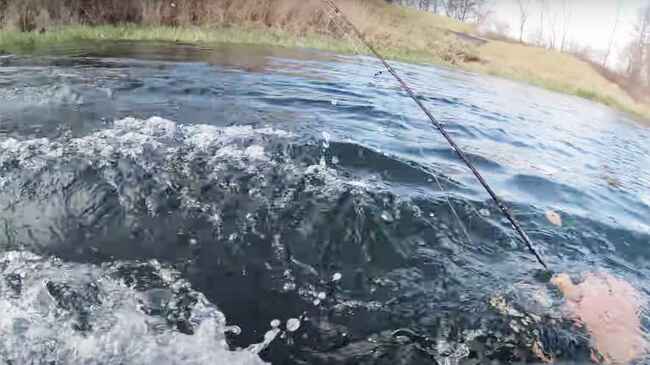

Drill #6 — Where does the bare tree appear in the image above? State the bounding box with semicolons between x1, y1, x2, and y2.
602;0;622;68
625;4;650;86
547;2;558;49
474;0;492;26
517;0;531;43
628;5;650;84
623;41;638;79
442;0;488;23
385;0;499;26
387;0;479;17
536;0;546;47
559;0;571;52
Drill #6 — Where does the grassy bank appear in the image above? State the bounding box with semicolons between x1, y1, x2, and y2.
0;25;446;64
467;41;650;121
0;0;648;122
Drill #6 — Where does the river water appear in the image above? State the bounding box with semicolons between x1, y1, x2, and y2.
1;41;649;364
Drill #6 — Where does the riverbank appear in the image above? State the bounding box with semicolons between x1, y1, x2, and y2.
0;1;648;121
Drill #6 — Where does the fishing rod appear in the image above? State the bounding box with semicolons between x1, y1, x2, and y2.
322;0;550;272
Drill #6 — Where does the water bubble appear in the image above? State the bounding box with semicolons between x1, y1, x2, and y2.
224;325;242;335
332;156;339;164
270;319;281;328
313;299;321;306
286;318;301;332
332;272;342;282
380;211;394;223
322;131;331;149
209;213;222;226
247;328;281;355
330;99;338;106
283;282;296;291
317;292;327;300
479;209;490;217
189;238;198;246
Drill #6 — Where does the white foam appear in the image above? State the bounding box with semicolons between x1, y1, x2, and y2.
0;251;267;364
0;116;384;261
0;117;374;214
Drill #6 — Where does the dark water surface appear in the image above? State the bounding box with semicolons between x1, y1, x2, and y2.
1;41;649;364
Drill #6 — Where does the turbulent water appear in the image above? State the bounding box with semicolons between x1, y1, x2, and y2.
1;41;650;364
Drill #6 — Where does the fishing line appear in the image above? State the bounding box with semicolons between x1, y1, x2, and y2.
321;0;550;272
429;165;474;245
323;4;475;246
323;5;475;248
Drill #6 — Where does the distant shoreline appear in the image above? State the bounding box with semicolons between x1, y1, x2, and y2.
1;24;648;123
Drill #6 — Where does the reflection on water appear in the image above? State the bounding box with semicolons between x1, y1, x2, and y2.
1;41;650;364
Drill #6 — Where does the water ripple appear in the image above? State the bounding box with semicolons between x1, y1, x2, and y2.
1;42;649;364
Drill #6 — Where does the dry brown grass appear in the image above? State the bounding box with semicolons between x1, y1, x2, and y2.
136;0;329;30
0;0;368;33
0;0;141;30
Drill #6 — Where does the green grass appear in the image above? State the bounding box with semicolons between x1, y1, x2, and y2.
0;24;437;64
0;25;338;52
